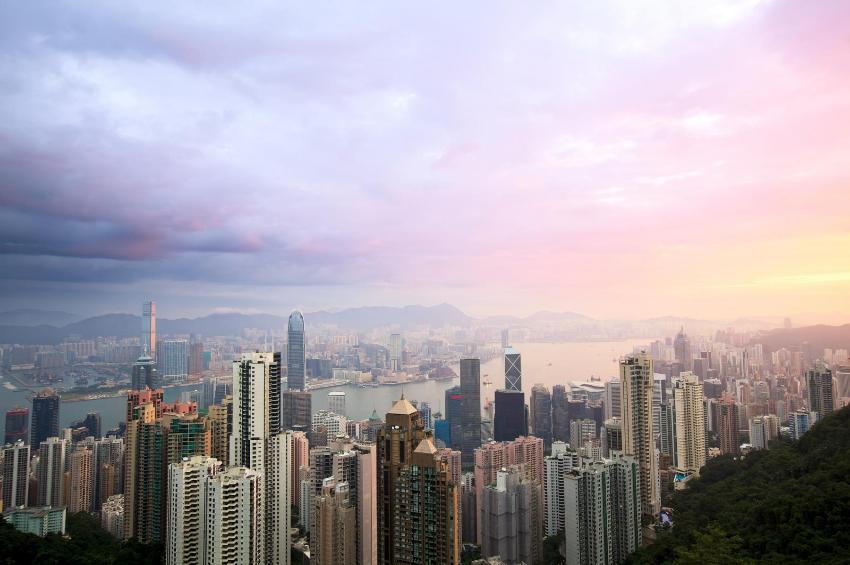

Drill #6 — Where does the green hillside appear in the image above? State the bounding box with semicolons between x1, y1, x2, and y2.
628;405;850;564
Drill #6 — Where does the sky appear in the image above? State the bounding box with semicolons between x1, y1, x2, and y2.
1;0;849;322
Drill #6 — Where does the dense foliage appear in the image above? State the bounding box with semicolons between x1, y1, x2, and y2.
0;512;162;565
628;405;850;564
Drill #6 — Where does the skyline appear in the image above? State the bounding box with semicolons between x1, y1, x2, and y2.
2;1;850;322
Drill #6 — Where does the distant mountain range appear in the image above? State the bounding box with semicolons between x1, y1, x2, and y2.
755;324;850;354
0;304;796;346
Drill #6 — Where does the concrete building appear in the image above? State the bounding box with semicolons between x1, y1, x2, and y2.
166;456;222;565
673;372;706;475
460;359;482;472
31;389;60;449
543;449;579;537
388;334;402;372
142;301;156;359
749;415;780;450
718;396;740;456
158;340;188;384
36;437;67;508
68;446;93;513
3;506;66;537
230;352;279;470
480;465;541;565
2;440;29;510
205;466;263;565
101;494;124;538
494;390;526;442
266;432;293;565
4;407;28;445
619;354;659;517
806;363;834;422
312;478;357;565
328;391;347;416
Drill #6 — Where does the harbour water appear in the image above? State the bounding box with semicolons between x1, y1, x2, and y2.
0;339;652;438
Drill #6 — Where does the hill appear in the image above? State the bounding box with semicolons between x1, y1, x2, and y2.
0;309;80;326
755;323;850;355
627;405;850;564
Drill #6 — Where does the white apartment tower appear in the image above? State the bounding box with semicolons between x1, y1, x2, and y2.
267;432;293;565
166;456;222;565
205;467;263;565
673;372;706;475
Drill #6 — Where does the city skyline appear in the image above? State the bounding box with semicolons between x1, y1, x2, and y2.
1;1;850;322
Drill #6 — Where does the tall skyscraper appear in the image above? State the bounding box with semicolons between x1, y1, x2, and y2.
231;352;279;470
605;379;622;420
749;415;779;450
131;354;159;390
31;388;60;449
205;466;263;565
673;327;692;372
68;446;93;513
543;448;579;537
619;353;659;517
673;372;706;475
494;389;527;442
157;340;189;384
806;363;834;422
123;401;164;543
166;455;222;565
312;478;357;565
718;395;741;456
552;385;570;443
376;396;427;565
4;407;28;445
287;310;306;391
281;390;312;432
460;358;482;471
267;432;293;565
92;436;124;511
504;347;522;391
188;338;204;382
444;386;463;451
36;436;67;508
142;301;156;359
479;465;542;565
2;440;30;509
388;333;402;372
530;384;552;451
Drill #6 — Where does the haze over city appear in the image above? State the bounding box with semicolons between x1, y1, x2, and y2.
2;0;850;322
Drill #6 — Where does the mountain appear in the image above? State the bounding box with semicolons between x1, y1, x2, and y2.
754;323;850;354
307;303;472;329
0;309;80;326
627;405;850;564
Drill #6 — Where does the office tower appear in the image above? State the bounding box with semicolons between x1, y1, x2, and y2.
67;446;93;513
807;363;834;422
231;352;278;470
3;440;29;509
205;466;263;565
36;437;67;507
312;478;357;565
479;466;542;565
749;415;779;450
101;494;124;538
3;506;66;537
460;358;482;472
287;310;306;391
703;378;723;399
388;333;402;372
789;411;811;440
328;391;346;416
501;328;510;349
563;457;641;565
718;396;740;456
208;398;232;467
282;390;312;432
157;340;189;384
603;418;623;457
31;388;60;449
673;372;706;475
267;432;293;565
529;384;552;451
494;389;526;442
552;385;570;442
605;379;622;420
835;364;850;404
124;400;165;543
167;457;220;565
543;449;579;537
4;407;28;445
92;437;124;511
188;339;204;381
673;327;692;372
202;376;218;410
131;354;159;390
142;301;156;359
445;386;464;451
620;353;660;517
504;347;522;391
376;396;427;564
392;435;460;565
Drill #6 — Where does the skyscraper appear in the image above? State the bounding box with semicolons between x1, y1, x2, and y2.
494;389;527;442
281;390;312;433
619;353;659;517
68;446;93;513
388;333;402;372
552;385;570;443
31;388;60;449
231;352;279;470
4;407;28;445
36;436;67;508
166;455;222;565
142;301;156;359
806;363;834;422
157;340;189;384
543;448;579;537
718;395;740;456
2;440;30;509
673;327;692;372
123;401;164;543
205;466;263;565
312;478;357;565
479;465;542;565
673;372;706;475
287;310;306;391
444;385;464;451
131;353;159;390
460;358;482;471
530;384;552;451
504;347;522;391
267;432;293;565
188;338;204;382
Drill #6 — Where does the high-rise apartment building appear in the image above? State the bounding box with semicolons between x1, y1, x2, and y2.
806;363;834;422
166;456;222;565
68;446;93;513
208;398;231;467
31;388;60;449
231;352;279;470
157;340;189;384
142;301;156;359
789;410;811;440
188;339;204;381
530;384;552;450
4;407;28;445
291;431;310;513
603;418;623;457
36;436;67;508
543;448;579;537
494;389;526;442
718;395;740;456
480;465;542;565
605;379;622;420
312;478;357;565
673;372;706;475
2;440;30;509
460;358;482;471
205;466;263;565
92;436;124;511
123;401;164;543
101;494;124;538
619;353;659;517
287;311;306;391
504;347;522;391
749;415;779;450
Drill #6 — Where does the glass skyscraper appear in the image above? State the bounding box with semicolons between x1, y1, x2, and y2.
287;310;306;391
142;301;156;360
460;358;482;471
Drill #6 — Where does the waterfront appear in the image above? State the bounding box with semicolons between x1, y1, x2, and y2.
0;339;653;437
